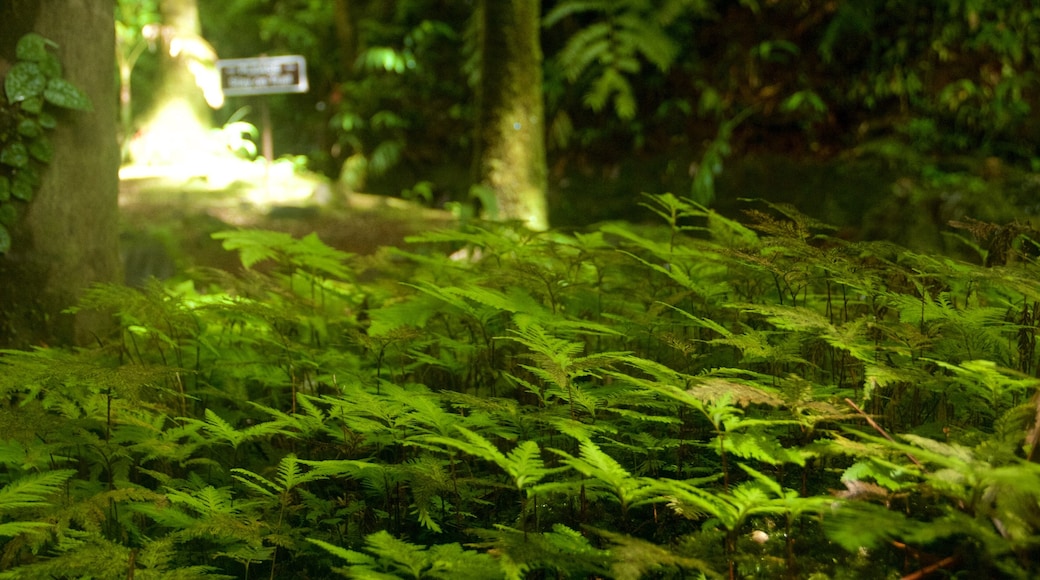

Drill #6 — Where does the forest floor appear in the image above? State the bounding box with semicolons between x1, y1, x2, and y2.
118;158;456;284
117;150;1040;285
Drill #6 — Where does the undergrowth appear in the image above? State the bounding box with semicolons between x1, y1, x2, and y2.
2;195;1040;579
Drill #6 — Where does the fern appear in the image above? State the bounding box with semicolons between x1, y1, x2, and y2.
310;531;502;580
548;436;659;520
546;0;689;119
5;195;1040;577
213;229;354;280
190;408;290;449
468;524;610;580
592;527;721;580
232;453;330;498
0;469;74;513
0;532;133;579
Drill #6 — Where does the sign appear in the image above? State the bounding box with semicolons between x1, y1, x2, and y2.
217;55;309;97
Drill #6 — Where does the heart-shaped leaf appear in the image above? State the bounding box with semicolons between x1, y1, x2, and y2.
4;62;45;103
38;53;63;79
15;33;53;62
44;77;92;111
0;203;16;226
1;143;29;168
11;171;35;201
29;138;52;163
20;96;44;115
17;119;41;138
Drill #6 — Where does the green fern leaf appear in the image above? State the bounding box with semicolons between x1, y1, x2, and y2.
128;501;199;529
165;485;241;517
583;67;629;116
425;426;508;468
198;408;243;447
556;22;613;80
506;440;548;490
277;453;330;491
308;537;378;566
551;438;659;511
366;293;442;337
823;501;911;551
230;468;278;497
725;430;806;466
0;469;74;511
469;524;608;579
689;377;784;407
591;527;721;580
0;520;53;537
616;13;679;71
543;0;612;27
213;229;294;269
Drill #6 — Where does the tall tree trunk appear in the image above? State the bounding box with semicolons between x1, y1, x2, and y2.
333;0;359;76
0;0;121;347
130;0;219;167
473;0;549;231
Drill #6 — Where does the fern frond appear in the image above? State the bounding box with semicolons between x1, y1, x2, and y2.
311;532;503;580
688;377;784;408
277;453;330;491
307;537;375;565
591;527;721;580
193;409;289;449
585;67;636;119
543;0;613;27
0;532;132;578
0;469;74;511
230;468;278;497
823;501;913;552
0;521;53;538
616;13;679;71
213;229;295;270
506;440;549;491
165;485;242;517
469;524;609;579
556;22;613;80
725;430;807;466
551;438;658;511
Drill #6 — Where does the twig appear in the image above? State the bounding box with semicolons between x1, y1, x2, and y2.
1025;392;1040;462
899;555;957;580
844;398;923;468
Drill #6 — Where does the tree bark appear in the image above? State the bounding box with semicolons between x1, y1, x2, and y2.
333;0;359;76
473;0;549;231
0;0;121;347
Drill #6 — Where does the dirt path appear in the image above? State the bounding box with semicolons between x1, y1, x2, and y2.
118;164;456;283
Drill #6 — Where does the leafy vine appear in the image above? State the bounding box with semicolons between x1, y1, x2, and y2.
0;33;92;254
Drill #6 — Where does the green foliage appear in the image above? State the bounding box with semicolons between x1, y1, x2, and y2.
817;1;1040;155
311;531;501;579
0;33;92;254
4;194;1040;576
545;0;704;121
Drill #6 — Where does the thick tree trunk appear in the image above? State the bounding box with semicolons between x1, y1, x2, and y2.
0;0;121;347
473;0;549;230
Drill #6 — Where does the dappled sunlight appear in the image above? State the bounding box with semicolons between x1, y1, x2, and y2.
120;155;325;209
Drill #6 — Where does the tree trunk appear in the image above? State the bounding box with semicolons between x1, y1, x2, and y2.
473;0;549;231
333;0;359;76
130;0;219;167
0;0;121;347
